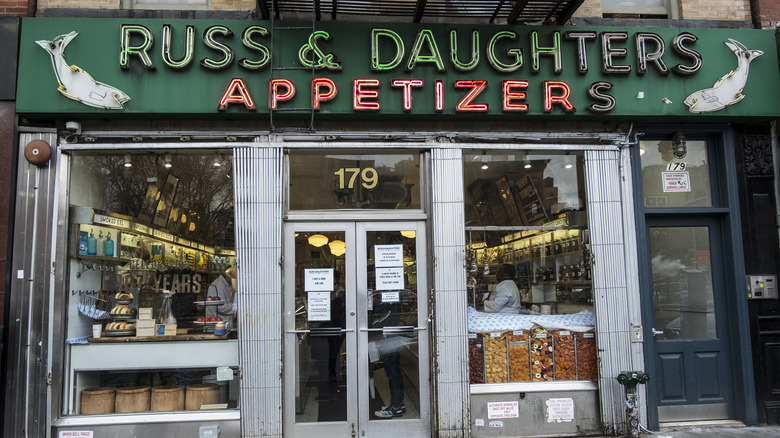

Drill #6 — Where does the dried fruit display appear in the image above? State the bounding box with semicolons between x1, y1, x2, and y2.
507;331;531;382
576;331;598;380
530;327;553;381
468;334;485;384
553;330;576;380
484;332;508;383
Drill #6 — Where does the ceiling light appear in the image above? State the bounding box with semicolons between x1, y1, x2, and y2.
400;230;416;239
213;154;222;167
123;153;132;168
672;132;687;159
328;240;346;256
164;154;172;168
565;163;573;169
523;160;531;169
308;234;329;247
481;152;488;170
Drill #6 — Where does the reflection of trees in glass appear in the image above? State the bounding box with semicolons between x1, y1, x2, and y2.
73;153;234;248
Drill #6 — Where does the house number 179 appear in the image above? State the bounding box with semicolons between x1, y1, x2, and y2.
334;167;378;189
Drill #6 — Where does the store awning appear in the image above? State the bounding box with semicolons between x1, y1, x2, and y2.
257;0;585;25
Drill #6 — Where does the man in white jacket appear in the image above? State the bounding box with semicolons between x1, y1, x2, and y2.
483;263;521;313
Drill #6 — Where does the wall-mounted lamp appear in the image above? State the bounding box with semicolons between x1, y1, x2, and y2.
123;153;132;168
164;154;172;168
672;132;687;159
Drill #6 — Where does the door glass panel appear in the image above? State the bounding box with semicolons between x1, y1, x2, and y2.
640;139;712;207
294;231;348;423
366;230;420;420
650;227;716;340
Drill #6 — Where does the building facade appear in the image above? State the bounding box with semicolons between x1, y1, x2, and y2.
3;1;780;437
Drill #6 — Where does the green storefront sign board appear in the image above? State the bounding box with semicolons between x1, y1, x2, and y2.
16;17;780;121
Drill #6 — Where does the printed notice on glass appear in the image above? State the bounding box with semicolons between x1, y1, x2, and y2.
376;267;404;290
662;171;691;192
487;401;519;419
58;432;94;438
546;398;575;423
375;244;403;267
307;291;331;321
305;268;333;292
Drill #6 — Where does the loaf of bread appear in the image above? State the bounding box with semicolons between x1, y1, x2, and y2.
110;305;132;315
115;292;133;300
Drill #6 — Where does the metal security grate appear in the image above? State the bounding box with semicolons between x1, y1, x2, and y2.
258;0;584;25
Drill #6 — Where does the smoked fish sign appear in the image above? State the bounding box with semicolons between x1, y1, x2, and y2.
16;18;780;120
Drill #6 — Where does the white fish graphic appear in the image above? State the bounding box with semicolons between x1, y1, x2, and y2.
36;31;130;110
683;39;763;113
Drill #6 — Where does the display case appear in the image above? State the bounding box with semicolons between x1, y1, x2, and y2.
65;208;239;416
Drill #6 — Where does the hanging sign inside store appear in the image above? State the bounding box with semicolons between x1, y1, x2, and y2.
16;18;780;120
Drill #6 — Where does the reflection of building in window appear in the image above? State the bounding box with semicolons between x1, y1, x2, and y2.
601;0;675;18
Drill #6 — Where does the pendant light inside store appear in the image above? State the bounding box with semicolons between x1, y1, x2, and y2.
328;240;346;256
308;234;329;247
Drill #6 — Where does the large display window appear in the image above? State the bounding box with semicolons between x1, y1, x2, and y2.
462;150;596;384
64;151;239;416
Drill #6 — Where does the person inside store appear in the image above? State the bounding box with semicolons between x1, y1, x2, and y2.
206;264;237;331
372;289;406;419
483;263;522;313
327;270;346;382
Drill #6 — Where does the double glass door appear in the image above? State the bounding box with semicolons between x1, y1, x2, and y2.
283;222;430;438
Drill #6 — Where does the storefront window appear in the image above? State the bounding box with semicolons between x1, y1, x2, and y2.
65;151;238;416
463;150;597;384
288;150;421;210
640;139;712;208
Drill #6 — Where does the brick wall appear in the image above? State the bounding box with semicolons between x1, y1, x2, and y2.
0;0;30;15
572;0;751;21
758;0;780;28
36;0;254;12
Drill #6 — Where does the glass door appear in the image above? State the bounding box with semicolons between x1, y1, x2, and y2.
283;222;430;438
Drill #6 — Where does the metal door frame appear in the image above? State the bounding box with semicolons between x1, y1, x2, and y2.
282;220;430;438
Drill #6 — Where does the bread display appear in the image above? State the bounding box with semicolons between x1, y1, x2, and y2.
106;322;136;331
114;292;133;300
110;305;133;315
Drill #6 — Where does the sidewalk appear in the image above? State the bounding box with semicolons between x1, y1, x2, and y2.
595;421;780;437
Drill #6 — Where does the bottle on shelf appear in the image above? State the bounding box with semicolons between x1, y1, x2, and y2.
87;228;97;256
105;232;114;257
156;291;177;335
97;230;105;256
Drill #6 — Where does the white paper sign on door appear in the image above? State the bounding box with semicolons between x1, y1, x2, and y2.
305;268;333;292
376;267;404;290
375;244;403;267
662;171;691;192
307;291;331;321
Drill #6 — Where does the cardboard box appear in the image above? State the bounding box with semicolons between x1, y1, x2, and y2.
138;308;153;319
136;319;155;329
136;327;155;337
156;323;177;336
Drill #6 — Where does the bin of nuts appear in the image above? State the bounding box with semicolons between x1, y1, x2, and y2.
530;327;554;381
553;330;576;381
575;331;598;380
484;332;509;383
468;333;485;384
507;330;531;382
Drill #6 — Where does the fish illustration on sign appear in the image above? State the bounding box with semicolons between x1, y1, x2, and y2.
36;31;130;110
683;39;763;113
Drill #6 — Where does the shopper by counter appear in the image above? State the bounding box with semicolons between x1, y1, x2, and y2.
206;265;237;329
483;263;522;314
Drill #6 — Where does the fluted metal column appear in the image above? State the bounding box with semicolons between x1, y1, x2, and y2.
430;147;470;437
585;148;645;435
234;145;284;438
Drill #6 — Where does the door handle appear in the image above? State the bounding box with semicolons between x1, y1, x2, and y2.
286;328;354;335
651;328;664;336
360;326;425;336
